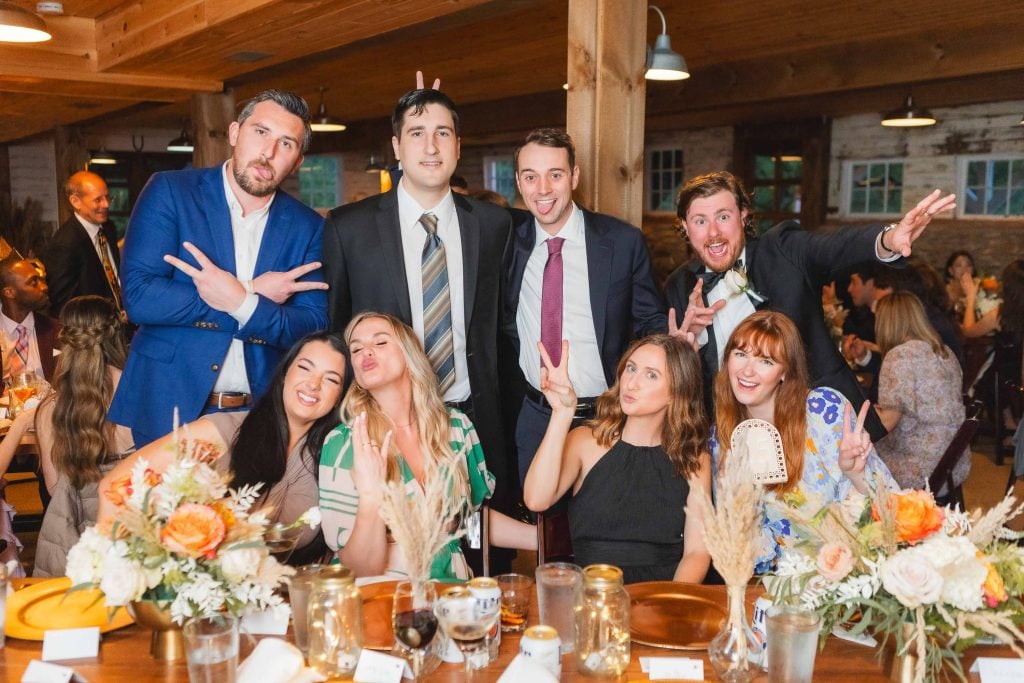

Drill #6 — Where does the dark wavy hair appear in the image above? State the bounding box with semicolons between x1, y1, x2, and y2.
589;334;707;478
943;250;975;283
48;296;127;488
676;171;756;239
229;332;346;492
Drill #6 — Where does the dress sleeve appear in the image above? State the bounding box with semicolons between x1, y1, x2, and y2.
318;423;357;551
450;409;495;509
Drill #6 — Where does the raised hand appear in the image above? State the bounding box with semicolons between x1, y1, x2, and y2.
671;278;724;345
959;271;979;299
251;261;329;304
164;241;246;313
538;340;576;414
667;305;699;352
838;400;872;476
350;411;390;504
887;190;957;257
415;70;441;90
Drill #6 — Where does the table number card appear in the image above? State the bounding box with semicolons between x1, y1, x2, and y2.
20;660;75;683
354;648;406;683
40;627;99;662
970;657;1024;682
731;419;788;484
640;656;704;681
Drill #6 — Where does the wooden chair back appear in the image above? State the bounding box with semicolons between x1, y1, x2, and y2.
536;508;573;565
928;400;983;508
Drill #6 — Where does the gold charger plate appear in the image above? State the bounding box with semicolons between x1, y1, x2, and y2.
626;581;727;650
360;580;401;650
5;576;134;640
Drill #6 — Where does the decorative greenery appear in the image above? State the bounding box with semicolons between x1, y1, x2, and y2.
0;193;49;258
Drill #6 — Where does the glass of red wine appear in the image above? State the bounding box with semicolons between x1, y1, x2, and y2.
392;580;439;681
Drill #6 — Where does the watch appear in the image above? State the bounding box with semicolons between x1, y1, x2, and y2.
879;223;898;255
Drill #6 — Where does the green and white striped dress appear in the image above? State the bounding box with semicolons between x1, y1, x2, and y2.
318;408;495;580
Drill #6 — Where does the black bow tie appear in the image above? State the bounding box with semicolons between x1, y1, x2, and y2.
699;260;744;291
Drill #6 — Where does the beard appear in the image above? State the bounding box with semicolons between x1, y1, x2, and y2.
232;156;278;198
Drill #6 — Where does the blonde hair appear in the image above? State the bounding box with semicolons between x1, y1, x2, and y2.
341;312;467;492
875;291;947;358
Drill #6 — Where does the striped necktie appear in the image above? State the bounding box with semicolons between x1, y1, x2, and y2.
419;213;455;394
96;231;123;311
11;324;28;375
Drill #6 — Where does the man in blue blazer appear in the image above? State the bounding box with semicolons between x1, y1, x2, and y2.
109;90;328;447
503;128;667;483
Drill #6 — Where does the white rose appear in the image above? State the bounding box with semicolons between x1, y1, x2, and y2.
880;552;943;608
219;547;263;583
723;268;748;295
299;507;322;529
65;527;113;586
99;554;149;606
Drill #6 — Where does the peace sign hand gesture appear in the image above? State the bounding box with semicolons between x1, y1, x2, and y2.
538;340;577;416
838;401;873;491
350;411;390;505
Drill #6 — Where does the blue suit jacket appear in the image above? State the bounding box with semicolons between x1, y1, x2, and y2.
502;207;667;389
109;166;327;445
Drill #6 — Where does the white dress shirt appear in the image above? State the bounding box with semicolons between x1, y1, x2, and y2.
213;162;273;394
703;247;757;367
516;203;607;398
75;214;119;279
396;181;470;403
0;310;44;381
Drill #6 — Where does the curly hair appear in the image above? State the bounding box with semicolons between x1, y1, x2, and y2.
46;296;127;488
589;334;707;478
714;311;810;493
675;171;756;239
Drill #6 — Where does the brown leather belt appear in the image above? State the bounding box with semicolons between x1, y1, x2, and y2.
207;392;252;409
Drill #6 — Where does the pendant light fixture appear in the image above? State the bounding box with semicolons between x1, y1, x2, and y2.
310;87;346;133
364;153;385;173
645;5;689;81
0;2;51;42
167;120;194;153
88;148;117;165
881;95;936;128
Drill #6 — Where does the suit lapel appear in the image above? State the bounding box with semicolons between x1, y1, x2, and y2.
198;168;236;274
508;215;535;320
583;209;611;346
742;237;770;310
377;190;413;321
254;194;292;274
455;196;479;329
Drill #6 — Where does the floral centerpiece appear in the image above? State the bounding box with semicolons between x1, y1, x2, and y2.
975;275;1002;318
767;482;1024;682
66;428;319;625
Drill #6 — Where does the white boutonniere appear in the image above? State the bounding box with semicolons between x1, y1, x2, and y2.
723;266;764;303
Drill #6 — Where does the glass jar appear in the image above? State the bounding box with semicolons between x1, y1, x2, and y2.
573;564;630;676
306;565;363;678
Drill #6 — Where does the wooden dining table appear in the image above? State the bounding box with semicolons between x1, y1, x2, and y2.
0;584;1015;681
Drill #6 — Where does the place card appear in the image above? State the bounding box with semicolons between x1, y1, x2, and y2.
41;627;99;662
640;656;704;680
241;607;289;635
20;660;75;683
970;657;1024;682
354;648;406;683
831;624;877;647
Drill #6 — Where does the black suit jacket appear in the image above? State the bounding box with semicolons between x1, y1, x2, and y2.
664;220;894;441
322;189;513;501
43;217;120;315
502;208;667;391
35;313;62;382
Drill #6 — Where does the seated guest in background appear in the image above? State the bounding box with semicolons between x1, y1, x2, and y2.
43;171;123;317
840;262;885;379
872;292;966;492
523;335;710;584
665;171;955;441
0;297;131;576
944;249;975;319
897;258;963;368
711;311;894;574
98;332;345;561
0;256;60;384
319;312;534;580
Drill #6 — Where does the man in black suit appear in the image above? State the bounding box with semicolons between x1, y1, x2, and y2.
43;171;122;316
322;88;514;509
664;171;955;441
504;128;667;482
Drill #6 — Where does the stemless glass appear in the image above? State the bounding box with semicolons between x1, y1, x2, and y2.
263;523;301;565
434;586;499;682
392;581;438;681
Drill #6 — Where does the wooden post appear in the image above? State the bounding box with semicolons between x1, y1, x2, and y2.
566;0;647;227
53;126;89;226
0;144;10;204
192;90;235;169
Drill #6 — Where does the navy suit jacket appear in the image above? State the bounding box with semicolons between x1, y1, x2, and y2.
664;220;893;440
109;166;327;446
502;207;667;390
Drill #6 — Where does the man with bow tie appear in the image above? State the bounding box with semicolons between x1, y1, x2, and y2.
664;171;955;441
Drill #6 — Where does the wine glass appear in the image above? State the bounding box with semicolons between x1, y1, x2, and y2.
434;586;499;682
392;581;438;681
263;523;301;565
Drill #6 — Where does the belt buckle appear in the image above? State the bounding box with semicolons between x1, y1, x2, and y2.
216;392;228;409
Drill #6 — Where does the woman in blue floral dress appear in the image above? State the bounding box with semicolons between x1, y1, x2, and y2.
709;311;895;574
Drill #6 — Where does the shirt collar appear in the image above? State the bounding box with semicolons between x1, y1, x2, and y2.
0;309;34;333
533;202;583;245
397;180;455;228
221;162;275;220
75;214;103;241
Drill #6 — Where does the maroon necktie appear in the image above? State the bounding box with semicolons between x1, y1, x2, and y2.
540;237;565;366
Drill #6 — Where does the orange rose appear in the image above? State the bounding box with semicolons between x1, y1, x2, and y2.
981;276;999;293
160;503;226;558
210;500;237;530
873;490;944;545
980;554;1008;608
104;469;161;507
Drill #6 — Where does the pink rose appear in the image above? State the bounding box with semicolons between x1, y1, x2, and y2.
816;541;855;583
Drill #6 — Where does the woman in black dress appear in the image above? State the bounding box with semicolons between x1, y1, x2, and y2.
523;334;711;584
